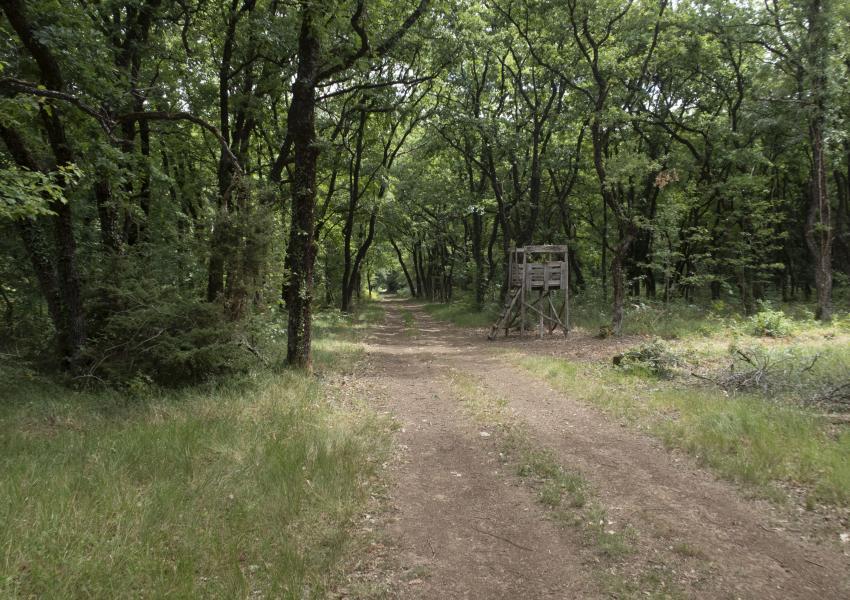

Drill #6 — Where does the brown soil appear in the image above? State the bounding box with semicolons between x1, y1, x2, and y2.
344;298;850;599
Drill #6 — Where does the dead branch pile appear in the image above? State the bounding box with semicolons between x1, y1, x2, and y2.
691;346;850;413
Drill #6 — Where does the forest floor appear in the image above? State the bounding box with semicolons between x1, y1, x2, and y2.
339;297;850;599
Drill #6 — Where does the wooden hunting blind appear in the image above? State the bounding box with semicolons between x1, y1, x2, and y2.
488;245;570;340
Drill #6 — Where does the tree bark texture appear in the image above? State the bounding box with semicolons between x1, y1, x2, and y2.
284;7;321;369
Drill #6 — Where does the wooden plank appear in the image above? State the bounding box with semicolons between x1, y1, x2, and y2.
538;290;544;337
511;263;523;287
563;248;570;335
488;287;521;340
522;244;568;254
520;250;526;336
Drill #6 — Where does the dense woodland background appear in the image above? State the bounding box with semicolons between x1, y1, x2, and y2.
2;0;849;383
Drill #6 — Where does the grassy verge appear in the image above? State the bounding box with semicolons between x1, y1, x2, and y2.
310;302;385;371
0;305;391;598
519;352;850;506
422;298;496;328
422;293;850;506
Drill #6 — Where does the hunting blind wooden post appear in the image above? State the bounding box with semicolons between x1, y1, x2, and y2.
488;245;570;340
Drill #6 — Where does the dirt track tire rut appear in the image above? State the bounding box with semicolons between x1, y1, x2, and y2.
354;298;850;599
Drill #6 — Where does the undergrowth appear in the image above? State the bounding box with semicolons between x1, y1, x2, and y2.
425;291;850;342
0;302;391;598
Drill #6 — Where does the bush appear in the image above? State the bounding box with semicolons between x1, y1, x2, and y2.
82;280;256;387
614;339;681;378
747;305;793;337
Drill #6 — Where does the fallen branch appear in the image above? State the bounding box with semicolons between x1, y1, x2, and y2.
469;524;534;552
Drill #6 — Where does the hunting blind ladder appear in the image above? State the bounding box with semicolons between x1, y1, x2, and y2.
488;245;570;340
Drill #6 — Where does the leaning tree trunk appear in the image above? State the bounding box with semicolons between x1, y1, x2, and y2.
389;237;417;297
342;208;378;312
340;110;368;313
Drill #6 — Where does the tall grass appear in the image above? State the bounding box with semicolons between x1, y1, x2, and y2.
422;291;726;337
422;298;497;328
0;306;391;598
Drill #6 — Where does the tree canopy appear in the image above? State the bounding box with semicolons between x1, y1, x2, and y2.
1;0;848;380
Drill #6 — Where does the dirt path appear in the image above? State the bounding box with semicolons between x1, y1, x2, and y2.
352;298;850;599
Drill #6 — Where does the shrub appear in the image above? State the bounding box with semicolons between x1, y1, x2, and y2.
614;339;681;378
82;280;256;387
748;305;793;337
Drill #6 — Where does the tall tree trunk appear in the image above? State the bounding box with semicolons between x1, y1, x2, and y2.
94;178;122;252
39;108;87;360
413;241;426;298
486;214;499;290
834;144;850;273
611;247;627;335
0;124;73;355
471;209;485;309
284;8;321;369
601;195;608;300
207;0;240;302
341;110;368;312
2;0;88;362
803;0;833;321
807;122;833;321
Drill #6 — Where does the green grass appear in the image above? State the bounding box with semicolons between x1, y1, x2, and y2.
571;298;726;338
312;301;385;342
309;302;385;371
423;290;850;340
400;309;418;336
519;353;850;506
0;308;392;598
600;569;687;600
423;295;726;337
422;299;496;328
